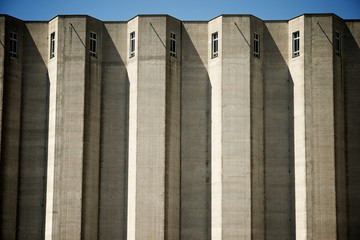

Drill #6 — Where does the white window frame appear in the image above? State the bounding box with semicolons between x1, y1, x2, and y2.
254;33;260;58
212;32;218;58
292;31;300;57
50;32;55;58
10;32;18;58
170;32;177;57
90;32;97;57
130;31;135;58
335;32;341;56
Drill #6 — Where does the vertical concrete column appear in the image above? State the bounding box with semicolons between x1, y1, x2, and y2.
291;15;346;240
127;16;181;240
45;16;102;240
210;16;264;240
0;16;23;240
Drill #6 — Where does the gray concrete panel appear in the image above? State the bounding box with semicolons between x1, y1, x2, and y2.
16;21;48;240
0;16;23;240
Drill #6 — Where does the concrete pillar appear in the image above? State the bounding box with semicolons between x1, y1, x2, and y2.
210;15;264;240
126;15;181;240
44;16;102;240
291;15;346;240
0;15;23;240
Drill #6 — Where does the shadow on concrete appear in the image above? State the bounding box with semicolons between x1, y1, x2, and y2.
98;24;129;240
263;23;295;240
344;22;360;239
180;23;211;240
16;23;49;240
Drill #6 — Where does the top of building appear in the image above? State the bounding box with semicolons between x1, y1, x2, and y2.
1;13;359;23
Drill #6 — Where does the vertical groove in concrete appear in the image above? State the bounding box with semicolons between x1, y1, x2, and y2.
250;16;264;240
333;16;347;240
0;16;23;240
16;22;49;239
98;21;129;240
264;20;295;240
81;16;102;240
180;21;210;240
344;20;360;239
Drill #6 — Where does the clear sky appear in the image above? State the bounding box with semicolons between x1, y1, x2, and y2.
1;0;359;21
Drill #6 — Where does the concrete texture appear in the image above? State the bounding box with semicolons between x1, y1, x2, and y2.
0;13;359;240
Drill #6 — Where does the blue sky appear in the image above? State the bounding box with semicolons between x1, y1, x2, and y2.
1;0;359;21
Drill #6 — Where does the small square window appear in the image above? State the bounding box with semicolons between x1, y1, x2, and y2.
130;31;135;58
254;33;260;58
10;32;18;58
170;32;177;57
292;31;300;57
90;32;97;57
335;32;341;56
50;32;55;58
212;32;218;58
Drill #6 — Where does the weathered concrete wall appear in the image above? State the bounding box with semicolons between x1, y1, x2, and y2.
289;15;307;240
263;20;295;240
333;16;347;240
0;13;359;240
98;21;128;239
210;15;265;239
0;17;4;159
17;21;48;239
82;16;102;240
209;15;223;240
127;15;181;240
249;16;264;240
165;16;181;240
45;16;97;240
44;16;58;240
181;21;210;240
344;20;360;239
0;15;23;240
304;15;338;240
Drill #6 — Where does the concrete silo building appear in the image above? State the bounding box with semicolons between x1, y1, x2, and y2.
1;13;360;239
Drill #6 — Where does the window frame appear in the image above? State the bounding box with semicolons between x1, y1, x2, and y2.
130;31;135;58
212;32;218;58
292;31;300;57
170;32;177;57
254;32;260;58
335;32;341;56
90;32;97;57
50;32;55;58
10;32;18;58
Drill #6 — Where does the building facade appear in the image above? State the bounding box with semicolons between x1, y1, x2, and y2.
0;13;359;240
